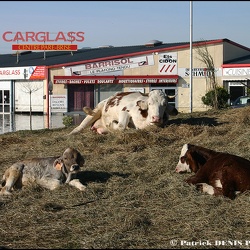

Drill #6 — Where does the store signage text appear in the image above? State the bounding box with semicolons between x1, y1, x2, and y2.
2;31;85;42
12;44;77;51
223;67;250;76
64;55;155;75
85;58;133;69
0;68;20;76
158;52;178;75
51;95;67;112
178;68;222;77
0;66;45;79
54;77;178;84
184;68;215;77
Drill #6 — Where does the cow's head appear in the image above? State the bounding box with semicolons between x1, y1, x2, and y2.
53;147;85;177
175;144;192;173
175;144;206;173
137;90;168;127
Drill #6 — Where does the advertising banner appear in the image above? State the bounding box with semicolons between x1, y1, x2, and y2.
0;66;46;80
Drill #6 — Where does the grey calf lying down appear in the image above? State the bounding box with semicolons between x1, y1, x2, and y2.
0;147;86;195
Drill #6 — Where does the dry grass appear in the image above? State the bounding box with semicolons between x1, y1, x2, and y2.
0;106;250;249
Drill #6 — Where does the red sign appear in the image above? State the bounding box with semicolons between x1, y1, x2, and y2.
29;66;46;79
54;75;178;84
12;44;78;51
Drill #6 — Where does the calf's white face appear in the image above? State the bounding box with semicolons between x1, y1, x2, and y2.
175;144;191;173
147;90;167;125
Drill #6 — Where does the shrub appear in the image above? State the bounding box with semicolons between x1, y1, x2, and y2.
201;87;230;109
62;116;73;127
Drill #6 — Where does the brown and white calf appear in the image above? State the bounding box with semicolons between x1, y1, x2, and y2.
0;147;86;195
175;143;250;199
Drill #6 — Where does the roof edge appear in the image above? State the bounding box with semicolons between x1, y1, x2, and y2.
45;38;250;69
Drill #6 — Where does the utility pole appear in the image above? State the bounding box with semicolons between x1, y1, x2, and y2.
190;1;193;113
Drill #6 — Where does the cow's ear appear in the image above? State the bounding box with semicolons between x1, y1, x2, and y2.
77;153;85;168
53;158;63;170
83;106;95;116
137;100;148;110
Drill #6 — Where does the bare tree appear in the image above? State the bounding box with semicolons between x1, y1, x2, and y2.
195;41;218;109
19;82;43;130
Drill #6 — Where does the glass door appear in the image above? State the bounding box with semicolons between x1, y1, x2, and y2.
0;90;10;113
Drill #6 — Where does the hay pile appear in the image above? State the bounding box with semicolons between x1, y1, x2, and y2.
0;106;250;249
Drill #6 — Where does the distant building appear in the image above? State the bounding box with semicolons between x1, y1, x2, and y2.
0;38;250;116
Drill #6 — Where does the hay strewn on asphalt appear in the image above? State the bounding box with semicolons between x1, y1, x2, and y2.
0;106;250;249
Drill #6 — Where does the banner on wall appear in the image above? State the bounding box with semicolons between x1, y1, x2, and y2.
54;75;178;84
51;95;67;112
0;66;46;80
178;68;222;77
158;52;178;75
63;55;155;76
223;67;250;76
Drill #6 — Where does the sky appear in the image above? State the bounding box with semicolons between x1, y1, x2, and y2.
0;1;250;54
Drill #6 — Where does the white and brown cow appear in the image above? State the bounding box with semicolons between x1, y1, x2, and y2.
0;147;86;195
175;143;250;199
69;90;178;135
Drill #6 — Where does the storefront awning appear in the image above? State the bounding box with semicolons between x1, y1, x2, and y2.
54;75;179;84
